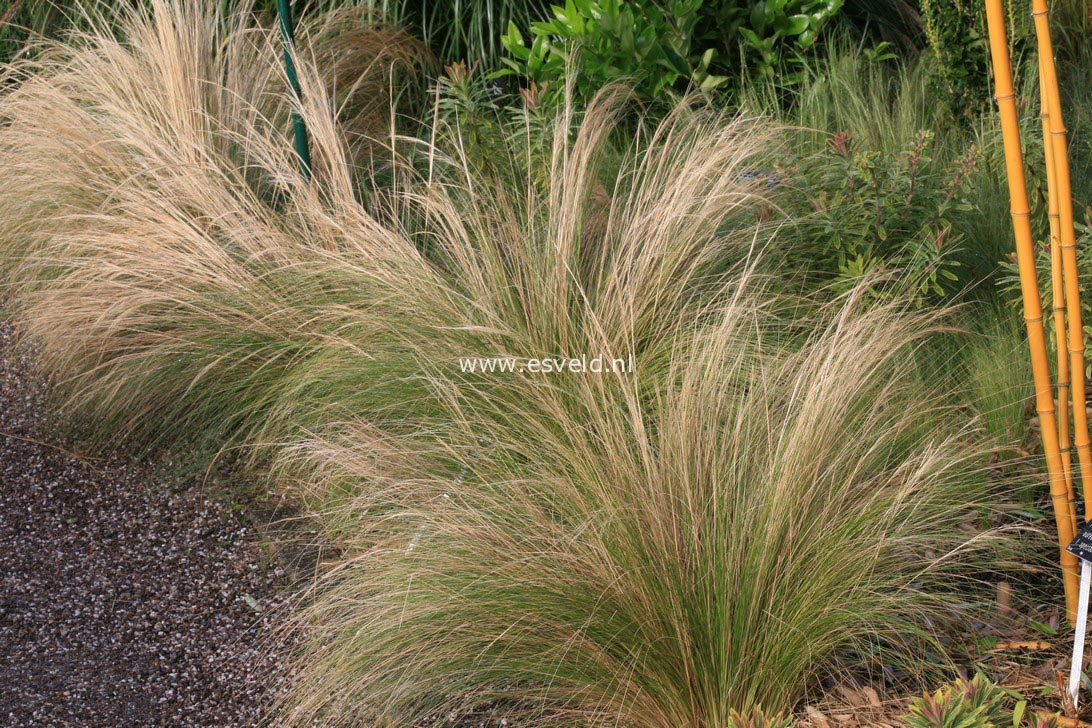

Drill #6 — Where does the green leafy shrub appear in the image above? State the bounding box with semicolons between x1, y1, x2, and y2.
778;127;977;303
498;0;850;106
428;59;560;202
739;40;1012;302
499;0;726;106
699;0;844;83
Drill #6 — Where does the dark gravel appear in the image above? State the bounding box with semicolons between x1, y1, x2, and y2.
0;323;295;727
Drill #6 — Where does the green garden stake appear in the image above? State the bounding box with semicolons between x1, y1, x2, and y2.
276;0;312;180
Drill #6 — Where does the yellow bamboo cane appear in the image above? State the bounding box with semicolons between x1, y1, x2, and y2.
1033;0;1092;520
1041;67;1079;539
986;0;1079;619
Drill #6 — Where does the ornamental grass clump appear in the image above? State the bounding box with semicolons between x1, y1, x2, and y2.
963;310;1031;448
0;0;426;448
0;3;1003;726
0;0;778;481
277;284;999;726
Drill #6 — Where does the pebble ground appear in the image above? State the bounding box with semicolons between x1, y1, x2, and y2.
0;323;295;727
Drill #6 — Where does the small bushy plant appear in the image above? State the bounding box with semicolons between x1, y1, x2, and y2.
431;60;558;195
727;706;795;728
741;40;1006;302
778;127;977;303
902;673;1058;728
498;0;727;106
699;0;844;83
498;0;850;107
903;673;1008;727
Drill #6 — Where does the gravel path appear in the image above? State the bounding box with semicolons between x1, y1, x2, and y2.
0;323;295;727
